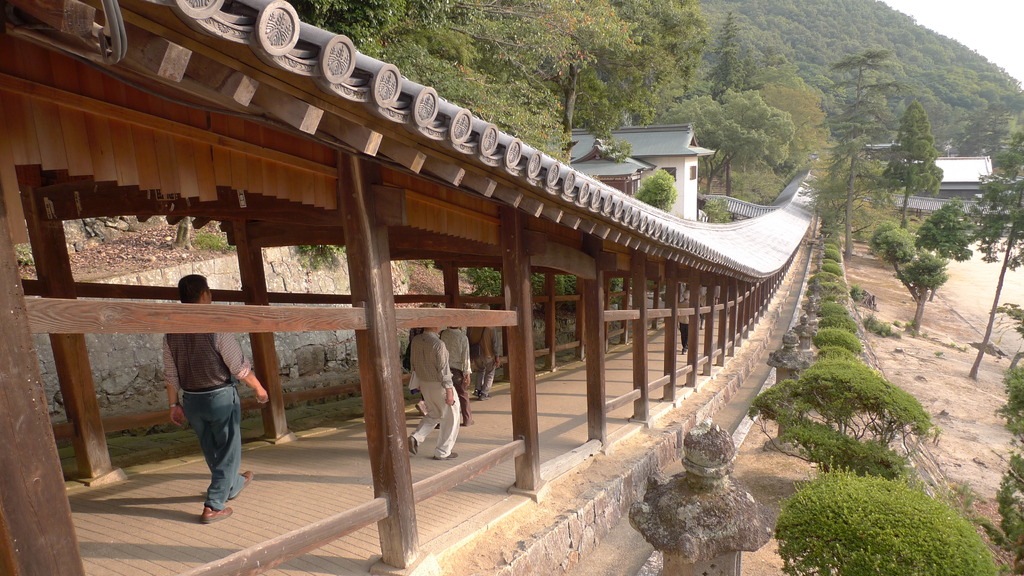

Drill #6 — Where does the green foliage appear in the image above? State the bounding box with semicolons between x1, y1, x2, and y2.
818;301;850;319
818;314;859;334
813;327;862;354
823;246;842;262
817;345;858;362
849;284;865;302
707;12;753;100
870;221;916;264
634;169;677;211
870;220;950;327
997;368;1024;438
465;267;502;297
809;271;840;285
296;245;345;271
702;197;732;223
193;232;232;252
885;100;943;227
660;90;795;194
863;314;898;338
821;257;839;267
751;358;932;478
915;198;976;262
14;243;34;266
777;471;997;576
816;281;849;303
820;262;843;277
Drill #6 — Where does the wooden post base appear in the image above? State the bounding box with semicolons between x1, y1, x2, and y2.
369;553;441;576
76;467;127;487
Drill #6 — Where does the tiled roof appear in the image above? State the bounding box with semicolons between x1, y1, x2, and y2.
572;158;655;177
935;157;992;183
570;125;707;161
119;0;809;280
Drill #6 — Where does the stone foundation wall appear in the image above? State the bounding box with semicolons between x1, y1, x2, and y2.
36;248;411;421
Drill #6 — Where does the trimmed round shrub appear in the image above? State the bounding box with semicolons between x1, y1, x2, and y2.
813;327;862;354
810;271;841;285
777;471;997;576
818;301;850;319
863;314;898;338
824;246;842;262
817;281;849;303
818;314;859;333
816;345;858;362
820;262;843;277
822;257;840;267
824;237;842;250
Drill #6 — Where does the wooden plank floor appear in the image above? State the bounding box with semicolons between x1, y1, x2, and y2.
68;331;696;576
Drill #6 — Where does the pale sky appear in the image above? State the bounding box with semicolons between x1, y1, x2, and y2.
881;0;1024;86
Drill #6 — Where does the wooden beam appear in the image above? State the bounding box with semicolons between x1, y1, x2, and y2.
251;86;323;134
422;157;465;186
338;154;418;568
318;115;382;156
530;241;596;280
630;250;649;423
371;185;407;227
686;269;701;387
703;281;718;376
545;273;556;371
185;53;259;106
26;298;369;334
6;0;95;38
378;140;425;173
0;161;86;576
136;34;192;82
462;172;496;197
500;206;542;494
234;222;291;442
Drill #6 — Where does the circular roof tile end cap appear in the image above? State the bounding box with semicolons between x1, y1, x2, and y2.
504;138;524;171
174;0;225;20
576;181;592;207
318;34;356;85
412;87;440;128
561;170;577;197
478;124;500;157
448;108;475;146
371;64;403;109
526;151;543;180
545;163;562;191
256;1;301;57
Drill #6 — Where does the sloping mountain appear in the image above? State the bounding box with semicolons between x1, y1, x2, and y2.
698;0;1023;144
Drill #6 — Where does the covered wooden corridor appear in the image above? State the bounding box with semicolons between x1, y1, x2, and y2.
0;0;812;574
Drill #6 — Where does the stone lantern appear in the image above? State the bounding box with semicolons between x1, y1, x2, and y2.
629;421;774;576
768;329;813;383
793;314;816;351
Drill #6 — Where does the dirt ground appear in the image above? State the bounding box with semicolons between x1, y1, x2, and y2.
737;241;1024;575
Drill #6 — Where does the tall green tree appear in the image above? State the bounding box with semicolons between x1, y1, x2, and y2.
885;100;943;228
969;131;1024;379
960;103;1012;157
915;198;976;262
661;91;794;194
707;12;752;101
828;49;901;258
870;222;950;329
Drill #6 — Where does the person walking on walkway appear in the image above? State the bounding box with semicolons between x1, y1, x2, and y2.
408;326;460;460
164;274;269;524
468;325;502;400
440;326;474;426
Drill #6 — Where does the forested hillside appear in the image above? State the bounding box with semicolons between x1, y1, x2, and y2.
698;0;1024;146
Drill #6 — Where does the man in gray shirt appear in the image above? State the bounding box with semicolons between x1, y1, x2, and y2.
408;326;460;460
440;326;473;426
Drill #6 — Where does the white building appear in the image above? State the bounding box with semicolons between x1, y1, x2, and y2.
571;125;713;221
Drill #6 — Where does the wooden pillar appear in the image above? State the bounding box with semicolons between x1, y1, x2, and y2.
234;222;292;443
2;181;86;576
339;154;418;568
583;237;607;444
545;272;557;371
22;188;123;484
441;261;461;309
650;278;661;331
662;261;679;402
727;279;739;356
621;276;632;345
685;269;701;388
702;281;717;376
716;278;729;367
574;277;585;361
630;250;649;422
500;206;542;493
